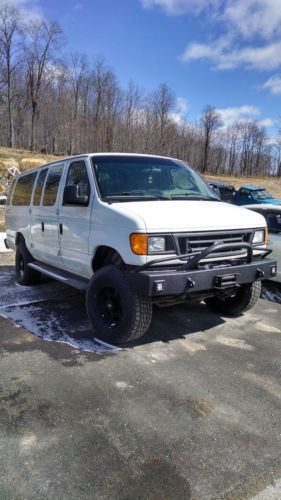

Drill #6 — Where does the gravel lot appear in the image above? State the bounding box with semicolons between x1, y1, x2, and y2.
0;250;281;499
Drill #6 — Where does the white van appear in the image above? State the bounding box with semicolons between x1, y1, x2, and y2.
5;153;277;343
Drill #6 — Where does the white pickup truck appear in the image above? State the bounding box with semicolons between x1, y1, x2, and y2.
5;153;277;343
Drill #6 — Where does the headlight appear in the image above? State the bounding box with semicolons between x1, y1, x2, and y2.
253;229;266;244
130;234;175;255
148;236;166;253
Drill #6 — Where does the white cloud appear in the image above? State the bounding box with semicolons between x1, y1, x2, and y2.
222;0;281;40
142;0;281;72
181;39;281;71
73;2;83;11
216;105;260;128
262;74;281;94
142;0;281;39
176;96;188;114
257;118;274;127
0;0;43;21
140;0;216;15
169;96;188;125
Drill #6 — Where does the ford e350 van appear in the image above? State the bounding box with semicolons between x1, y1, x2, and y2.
5;153;277;343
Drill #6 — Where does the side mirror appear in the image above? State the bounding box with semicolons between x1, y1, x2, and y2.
63;185;88;206
210;186;221;199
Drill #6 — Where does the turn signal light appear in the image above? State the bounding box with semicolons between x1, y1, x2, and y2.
130;233;148;255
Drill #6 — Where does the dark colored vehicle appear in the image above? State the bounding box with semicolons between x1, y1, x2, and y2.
207;180;235;203
234;186;281;206
246;204;281;283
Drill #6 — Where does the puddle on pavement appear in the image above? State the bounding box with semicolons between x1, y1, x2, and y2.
261;281;281;304
0;266;119;354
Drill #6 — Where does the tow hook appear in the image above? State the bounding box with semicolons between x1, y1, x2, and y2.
256;268;264;279
186;277;195;289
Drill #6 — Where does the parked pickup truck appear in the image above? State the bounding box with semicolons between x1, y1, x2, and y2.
207;180;235;203
234;185;281;206
5;154;277;343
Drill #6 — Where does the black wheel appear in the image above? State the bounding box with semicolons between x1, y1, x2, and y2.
205;281;261;317
86;266;152;343
15;241;41;286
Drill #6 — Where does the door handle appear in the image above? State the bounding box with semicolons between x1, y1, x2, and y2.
41;222;44;232
59;223;63;235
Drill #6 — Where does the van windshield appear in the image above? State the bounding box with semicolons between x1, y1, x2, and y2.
92;156;218;202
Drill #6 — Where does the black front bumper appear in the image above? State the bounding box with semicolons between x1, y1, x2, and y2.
126;258;277;297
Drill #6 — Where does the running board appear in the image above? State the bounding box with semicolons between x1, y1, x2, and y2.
28;261;89;291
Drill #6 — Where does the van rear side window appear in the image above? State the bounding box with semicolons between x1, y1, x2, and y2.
42;164;64;206
12;172;37;206
33;168;48;205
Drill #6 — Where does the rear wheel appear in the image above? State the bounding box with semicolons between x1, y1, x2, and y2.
205;281;261;316
15;241;41;286
86;266;152;344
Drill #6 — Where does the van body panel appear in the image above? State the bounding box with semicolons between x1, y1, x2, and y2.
30;163;64;267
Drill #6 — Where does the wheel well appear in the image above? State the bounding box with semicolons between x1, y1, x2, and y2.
15;232;24;245
92;246;124;271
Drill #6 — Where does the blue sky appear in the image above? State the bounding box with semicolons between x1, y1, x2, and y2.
15;0;281;134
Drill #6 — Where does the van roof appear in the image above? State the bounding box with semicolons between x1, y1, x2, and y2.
16;153;183;176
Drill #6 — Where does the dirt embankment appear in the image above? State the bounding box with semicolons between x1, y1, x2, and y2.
0;207;5;232
0;146;64;195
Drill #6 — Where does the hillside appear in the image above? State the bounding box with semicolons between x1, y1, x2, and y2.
0;147;64;194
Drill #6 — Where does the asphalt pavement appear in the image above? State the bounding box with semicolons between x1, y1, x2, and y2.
0;254;281;499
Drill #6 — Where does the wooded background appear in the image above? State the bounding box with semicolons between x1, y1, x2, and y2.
0;3;281;177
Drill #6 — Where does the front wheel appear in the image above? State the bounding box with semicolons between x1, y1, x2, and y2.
86;266;153;344
205;281;261;317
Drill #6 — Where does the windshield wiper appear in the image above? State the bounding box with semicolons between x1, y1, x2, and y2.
104;191;171;202
170;194;219;201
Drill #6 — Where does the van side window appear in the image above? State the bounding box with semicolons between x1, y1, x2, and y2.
33;168;48;205
65;161;90;201
42;164;64;206
6;178;16;205
12;172;37;206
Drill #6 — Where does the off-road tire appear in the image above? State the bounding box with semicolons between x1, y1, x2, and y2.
86;265;152;344
205;281;261;317
15;241;41;286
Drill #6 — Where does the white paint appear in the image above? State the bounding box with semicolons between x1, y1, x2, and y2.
0;232;12;253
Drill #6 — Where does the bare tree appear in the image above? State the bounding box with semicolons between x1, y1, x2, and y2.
151;83;176;154
23;19;62;150
0;4;20;147
200;105;221;174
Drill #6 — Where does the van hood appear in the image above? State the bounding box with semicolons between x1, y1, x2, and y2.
112;200;266;232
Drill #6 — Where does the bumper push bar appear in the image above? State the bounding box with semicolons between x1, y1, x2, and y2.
127;241;277;297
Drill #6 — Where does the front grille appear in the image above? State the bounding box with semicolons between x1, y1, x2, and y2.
175;230;253;259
